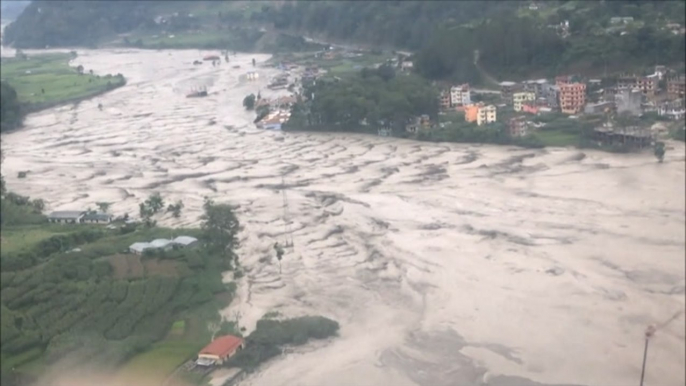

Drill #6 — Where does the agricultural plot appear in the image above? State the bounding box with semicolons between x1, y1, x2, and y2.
0;53;125;107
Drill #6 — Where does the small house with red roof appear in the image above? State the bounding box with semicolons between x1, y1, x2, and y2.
196;335;244;367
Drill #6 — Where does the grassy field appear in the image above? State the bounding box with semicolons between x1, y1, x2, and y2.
116;294;237;386
0;223;87;255
533;129;581;147
0;53;125;107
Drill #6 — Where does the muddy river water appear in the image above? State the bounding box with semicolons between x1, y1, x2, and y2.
1;49;685;386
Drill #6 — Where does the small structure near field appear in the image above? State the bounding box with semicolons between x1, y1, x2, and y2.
82;213;113;224
48;211;85;223
196;335;244;367
129;235;199;254
173;236;198;247
48;211;112;224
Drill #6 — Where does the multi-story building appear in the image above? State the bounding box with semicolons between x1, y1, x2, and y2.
667;75;685;98
464;103;497;126
508;116;530;137
477;105;497;126
450;84;471;107
617;75;657;99
559;82;586;114
439;90;451;110
513;91;536;111
522;79;548;97
500;81;520;102
541;83;560;109
615;88;643;116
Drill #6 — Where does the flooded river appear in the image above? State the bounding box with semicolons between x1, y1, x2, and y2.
1;49;685;386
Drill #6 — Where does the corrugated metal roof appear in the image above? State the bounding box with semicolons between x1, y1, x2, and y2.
150;239;172;248
129;242;151;252
173;236;198;246
48;211;84;219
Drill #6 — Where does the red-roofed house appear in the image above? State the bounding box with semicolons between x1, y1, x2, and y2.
196;335;244;366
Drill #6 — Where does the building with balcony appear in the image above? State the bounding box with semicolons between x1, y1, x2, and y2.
559;82;586;114
513;92;536;112
667;75;685;98
465;103;497;126
439;90;451;110
508;116;531;137
450;84;471;107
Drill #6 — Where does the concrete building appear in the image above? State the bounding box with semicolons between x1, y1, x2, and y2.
522;79;548;97
465;104;496;126
584;101;614;115
658;99;685;120
513;92;536;112
500;81;520;102
667;75;685;98
615;88;643;116
540;83;560;109
196;335;244;367
508;116;531;137
559;82;586;114
439;90;451;110
450;84;471;107
617;75;657;99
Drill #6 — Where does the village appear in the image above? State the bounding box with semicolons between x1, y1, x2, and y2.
223;41;686;151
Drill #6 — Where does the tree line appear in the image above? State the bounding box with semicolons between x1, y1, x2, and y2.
287;66;438;134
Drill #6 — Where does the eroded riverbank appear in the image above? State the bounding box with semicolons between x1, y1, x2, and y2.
1;48;685;386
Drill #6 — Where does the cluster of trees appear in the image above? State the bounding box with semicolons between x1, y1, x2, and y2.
0;82;23;133
226;315;339;372
287;66;438;134
0;177;46;227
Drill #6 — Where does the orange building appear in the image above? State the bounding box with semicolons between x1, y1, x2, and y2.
464;104;481;123
559;82;586;114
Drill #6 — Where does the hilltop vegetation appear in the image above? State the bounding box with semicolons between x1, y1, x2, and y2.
4;1;684;81
287;66;438;134
0;82;23;132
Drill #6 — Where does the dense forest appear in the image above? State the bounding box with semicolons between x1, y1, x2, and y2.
4;1;685;81
0;82;23;133
287;65;438;133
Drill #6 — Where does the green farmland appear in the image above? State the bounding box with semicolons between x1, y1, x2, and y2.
0;53;125;109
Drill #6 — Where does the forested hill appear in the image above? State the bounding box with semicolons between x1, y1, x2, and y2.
4;1;685;81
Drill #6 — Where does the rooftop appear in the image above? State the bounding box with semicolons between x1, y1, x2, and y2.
48;211;85;219
173;236;198;246
199;335;244;358
82;212;112;221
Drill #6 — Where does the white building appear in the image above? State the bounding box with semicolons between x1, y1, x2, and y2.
450;84;471;107
477;105;497;126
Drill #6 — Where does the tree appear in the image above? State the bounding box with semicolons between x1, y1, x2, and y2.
252;58;256;67
31;199;45;212
89;69;94;75
76;65;84;75
654;141;666;163
200;197;241;260
166;200;184;218
273;243;284;273
145;192;164;214
243;94;256;110
96;202;110;213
